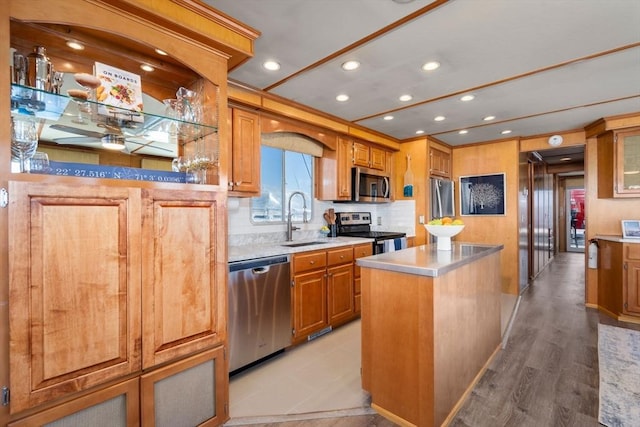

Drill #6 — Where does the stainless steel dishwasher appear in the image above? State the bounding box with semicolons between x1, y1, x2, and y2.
228;255;291;374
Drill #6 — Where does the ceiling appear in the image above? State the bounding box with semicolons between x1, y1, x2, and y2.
206;0;640;165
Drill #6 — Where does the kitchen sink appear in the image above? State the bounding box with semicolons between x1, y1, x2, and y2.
281;241;327;248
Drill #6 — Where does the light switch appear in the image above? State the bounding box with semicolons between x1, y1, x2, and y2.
419;215;425;224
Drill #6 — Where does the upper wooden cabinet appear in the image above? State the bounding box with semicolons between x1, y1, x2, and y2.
429;146;451;178
229;108;261;195
353;141;386;171
598;128;640;198
316;136;352;201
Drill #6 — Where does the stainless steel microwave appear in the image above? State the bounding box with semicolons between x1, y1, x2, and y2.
352;167;391;203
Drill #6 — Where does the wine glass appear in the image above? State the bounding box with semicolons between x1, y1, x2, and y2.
11;116;39;173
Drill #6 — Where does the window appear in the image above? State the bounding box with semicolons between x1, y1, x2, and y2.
251;146;313;223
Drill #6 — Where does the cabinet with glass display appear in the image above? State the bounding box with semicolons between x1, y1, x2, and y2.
597;128;640;198
1;1;258;426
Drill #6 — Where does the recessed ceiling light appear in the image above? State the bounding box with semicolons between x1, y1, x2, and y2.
459;130;469;135
483;115;496;121
383;115;394;121
460;95;475;102
501;130;512;134
336;94;349;102
421;61;440;71
560;157;572;162
155;48;168;56
434;116;445;121
140;64;154;72
415;130;425;135
399;94;413;102
66;40;84;50
263;60;280;71
341;60;360;71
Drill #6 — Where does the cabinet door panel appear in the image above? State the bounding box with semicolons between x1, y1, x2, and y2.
8;182;142;414
231;109;261;194
353;142;370;167
141;189;226;368
625;262;640;315
328;264;354;325
293;270;328;340
370;147;386;171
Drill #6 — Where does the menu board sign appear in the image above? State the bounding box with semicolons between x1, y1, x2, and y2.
94;62;144;122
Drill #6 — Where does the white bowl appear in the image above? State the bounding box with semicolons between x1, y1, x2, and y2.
424;224;464;250
424;224;464;237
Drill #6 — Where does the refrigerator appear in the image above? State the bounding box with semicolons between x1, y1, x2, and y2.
430;177;455;219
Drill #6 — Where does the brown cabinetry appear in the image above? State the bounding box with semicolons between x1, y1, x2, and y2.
353;243;374;314
597;128;640;198
229;108;261;195
353;141;386;171
291;245;359;343
8;182;226;416
2;3;254;424
327;247;355;326
598;239;640;320
430;146;451;178
292;250;329;342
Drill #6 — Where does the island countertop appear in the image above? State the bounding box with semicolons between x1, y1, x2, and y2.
356;242;504;277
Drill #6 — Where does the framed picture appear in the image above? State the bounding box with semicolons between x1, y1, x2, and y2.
621;220;640;238
460;173;506;216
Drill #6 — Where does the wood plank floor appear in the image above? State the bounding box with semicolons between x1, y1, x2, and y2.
229;252;640;426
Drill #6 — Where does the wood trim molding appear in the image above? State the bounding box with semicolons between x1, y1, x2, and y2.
261;113;337;151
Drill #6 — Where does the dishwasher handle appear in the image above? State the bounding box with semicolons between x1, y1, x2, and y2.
251;266;270;275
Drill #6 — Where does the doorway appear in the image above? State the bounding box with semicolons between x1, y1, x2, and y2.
566;187;585;252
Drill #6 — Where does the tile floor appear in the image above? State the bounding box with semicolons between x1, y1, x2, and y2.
225;293;519;425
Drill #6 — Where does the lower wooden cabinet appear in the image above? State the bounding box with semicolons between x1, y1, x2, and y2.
7;182;228;424
141;346;227;427
8;379;140;427
353;243;374;314
598;239;640;319
291;246;359;344
327;247;354;326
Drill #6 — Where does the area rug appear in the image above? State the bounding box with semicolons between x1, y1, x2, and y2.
598;323;640;427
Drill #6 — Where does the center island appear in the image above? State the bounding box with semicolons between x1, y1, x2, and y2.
357;242;504;427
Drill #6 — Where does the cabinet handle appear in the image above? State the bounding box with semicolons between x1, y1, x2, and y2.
235;181;243;186
309;260;315;265
340;255;344;259
228;182;234;189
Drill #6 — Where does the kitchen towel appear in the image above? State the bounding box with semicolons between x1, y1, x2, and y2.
394;237;407;250
383;240;395;252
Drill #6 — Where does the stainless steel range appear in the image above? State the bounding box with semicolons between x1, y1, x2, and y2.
335;212;406;254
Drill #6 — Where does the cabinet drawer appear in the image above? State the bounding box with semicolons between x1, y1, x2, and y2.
625;244;640;260
327;247;354;266
354;243;373;259
293;250;327;274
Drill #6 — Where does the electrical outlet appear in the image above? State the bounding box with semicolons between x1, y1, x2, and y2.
419;215;425;224
377;217;382;226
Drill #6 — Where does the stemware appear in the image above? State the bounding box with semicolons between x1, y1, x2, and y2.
11;116;39;173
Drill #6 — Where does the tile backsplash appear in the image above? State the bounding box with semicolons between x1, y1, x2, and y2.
228;197;415;246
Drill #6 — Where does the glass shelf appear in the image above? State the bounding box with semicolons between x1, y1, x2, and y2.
10;84;218;159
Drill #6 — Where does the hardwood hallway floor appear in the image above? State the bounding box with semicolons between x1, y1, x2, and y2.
230;252;638;426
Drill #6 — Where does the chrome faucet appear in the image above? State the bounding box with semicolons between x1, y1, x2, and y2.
286;191;308;241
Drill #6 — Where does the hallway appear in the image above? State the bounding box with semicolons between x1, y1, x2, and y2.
227;253;639;426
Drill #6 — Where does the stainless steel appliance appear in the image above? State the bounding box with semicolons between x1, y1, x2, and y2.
335;211;406;254
228;255;291;374
430;177;455;219
352;167;391;203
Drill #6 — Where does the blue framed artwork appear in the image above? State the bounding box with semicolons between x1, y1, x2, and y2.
459;173;506;216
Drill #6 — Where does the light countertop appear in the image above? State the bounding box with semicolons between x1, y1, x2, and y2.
356;242;504;277
595;235;640;244
229;236;374;263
